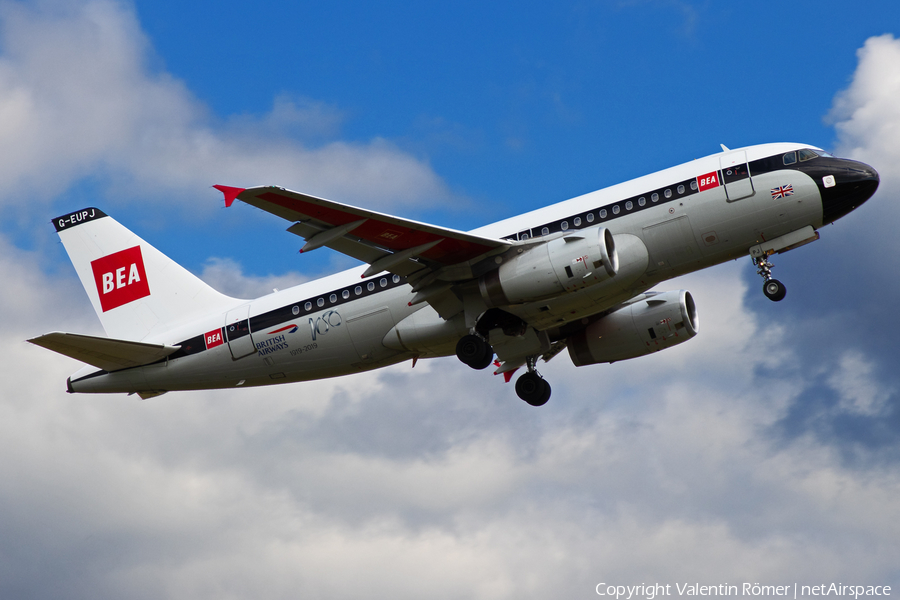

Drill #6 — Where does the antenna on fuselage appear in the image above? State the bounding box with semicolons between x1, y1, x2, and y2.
720;144;730;152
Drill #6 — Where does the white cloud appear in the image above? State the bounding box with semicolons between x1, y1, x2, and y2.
8;235;900;597
830;35;900;177
198;257;309;300
0;0;449;214
827;350;894;416
827;34;900;243
3;11;900;599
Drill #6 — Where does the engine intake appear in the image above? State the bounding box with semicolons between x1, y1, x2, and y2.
568;290;698;366
480;227;618;306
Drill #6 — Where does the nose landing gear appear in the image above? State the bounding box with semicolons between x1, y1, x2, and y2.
754;255;787;302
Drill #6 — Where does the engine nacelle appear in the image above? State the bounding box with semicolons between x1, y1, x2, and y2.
567;290;698;366
480;227;618;306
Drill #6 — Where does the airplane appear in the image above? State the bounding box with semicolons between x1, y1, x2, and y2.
28;142;879;406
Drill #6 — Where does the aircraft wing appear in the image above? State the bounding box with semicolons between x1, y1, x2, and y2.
28;332;180;372
215;185;510;281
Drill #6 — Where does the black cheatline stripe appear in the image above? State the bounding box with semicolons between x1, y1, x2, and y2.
249;273;409;332
501;175;704;241
170;274;411;354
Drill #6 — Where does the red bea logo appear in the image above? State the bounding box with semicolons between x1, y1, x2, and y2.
697;171;720;192
204;329;224;349
90;246;151;312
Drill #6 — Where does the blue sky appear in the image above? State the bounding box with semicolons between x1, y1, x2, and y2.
19;0;896;277
3;1;900;598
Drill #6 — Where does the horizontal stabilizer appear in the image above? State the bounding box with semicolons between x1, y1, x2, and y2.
28;332;180;372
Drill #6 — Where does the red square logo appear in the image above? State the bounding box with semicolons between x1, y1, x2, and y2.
697;171;720;192
90;246;151;312
204;329;225;349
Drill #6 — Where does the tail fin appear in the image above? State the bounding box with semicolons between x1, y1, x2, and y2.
54;208;241;341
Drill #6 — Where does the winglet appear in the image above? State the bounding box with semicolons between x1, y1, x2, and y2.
213;185;246;208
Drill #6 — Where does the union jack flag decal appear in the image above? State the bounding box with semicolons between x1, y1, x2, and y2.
770;184;794;199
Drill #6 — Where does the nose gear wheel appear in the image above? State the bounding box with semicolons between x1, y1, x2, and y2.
753;255;787;302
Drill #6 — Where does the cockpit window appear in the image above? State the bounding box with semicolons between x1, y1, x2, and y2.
798;148;818;162
818;150;834;157
783;151;797;165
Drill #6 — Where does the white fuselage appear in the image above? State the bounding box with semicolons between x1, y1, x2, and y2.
67;143;834;394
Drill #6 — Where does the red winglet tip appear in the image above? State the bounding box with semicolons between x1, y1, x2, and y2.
213;185;245;208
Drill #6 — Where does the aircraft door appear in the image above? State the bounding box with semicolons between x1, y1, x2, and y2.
719;150;754;201
225;304;256;360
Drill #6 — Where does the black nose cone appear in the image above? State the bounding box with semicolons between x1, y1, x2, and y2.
817;159;880;223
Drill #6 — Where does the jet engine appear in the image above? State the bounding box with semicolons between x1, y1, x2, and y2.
567;290;698;366
479;227;618;306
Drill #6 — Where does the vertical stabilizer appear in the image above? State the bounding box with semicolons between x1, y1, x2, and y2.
53;208;241;341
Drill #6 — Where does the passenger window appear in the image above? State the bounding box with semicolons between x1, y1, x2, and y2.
367;282;375;292
541;227;549;236
599;209;607;218
677;184;685;194
561;221;569;231
379;278;387;288
625;201;633;210
354;286;362;295
798;149;818;161
573;217;581;227
329;293;337;303
304;301;312;311
612;205;620;215
783;151;797;165
638;197;646;206
651;192;659;202
393;274;401;284
342;290;350;300
586;213;595;223
690;180;698;191
316;298;325;308
664;189;672;198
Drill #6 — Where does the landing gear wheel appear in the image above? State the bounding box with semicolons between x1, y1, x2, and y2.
515;372;551;406
456;334;494;370
753;255;787;302
763;278;787;302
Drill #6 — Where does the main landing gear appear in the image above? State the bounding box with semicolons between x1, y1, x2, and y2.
455;334;494;370
514;357;551;407
754;254;787;302
455;336;551;406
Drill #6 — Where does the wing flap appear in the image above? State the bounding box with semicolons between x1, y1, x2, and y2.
28;332;180;372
